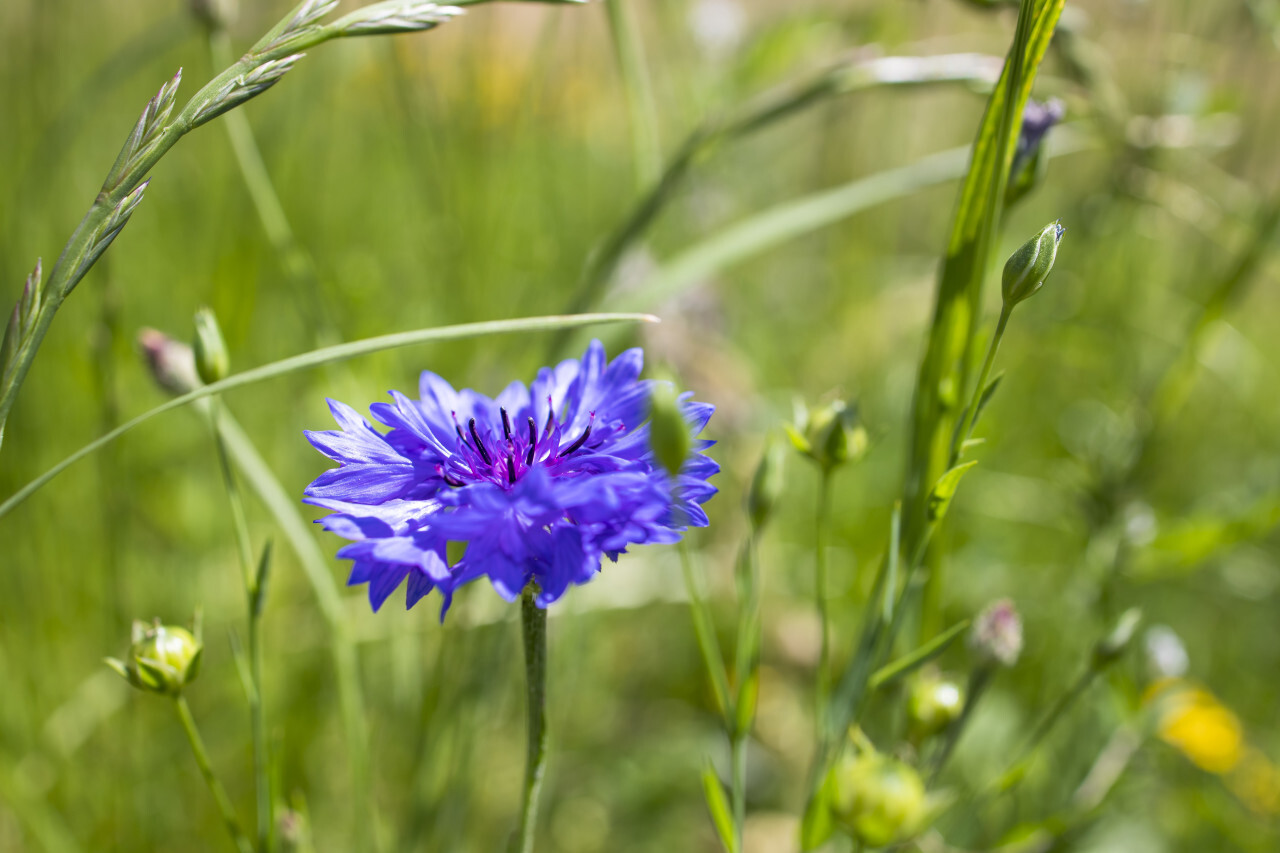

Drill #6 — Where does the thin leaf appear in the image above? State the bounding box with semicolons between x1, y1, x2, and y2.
680;545;732;719
0;312;654;520
868;619;971;691
701;760;738;853
799;768;836;851
252;540;273;618
927;460;979;523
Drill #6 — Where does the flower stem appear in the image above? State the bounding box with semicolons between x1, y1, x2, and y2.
730;733;747;851
928;664;992;782
207;400;271;852
514;590;548;853
174;695;254;853
603;0;661;190
952;303;1012;466
814;470;833;738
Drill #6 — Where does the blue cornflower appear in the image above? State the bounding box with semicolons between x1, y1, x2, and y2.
304;340;718;615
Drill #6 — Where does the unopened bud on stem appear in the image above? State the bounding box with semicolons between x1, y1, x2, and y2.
830;751;927;848
1002;220;1064;308
106;616;204;696
138;328;200;396
746;437;785;532
969;598;1023;667
193;307;229;385
786;398;868;473
647;382;692;477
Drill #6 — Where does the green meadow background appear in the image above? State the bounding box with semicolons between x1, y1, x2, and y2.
2;0;1280;850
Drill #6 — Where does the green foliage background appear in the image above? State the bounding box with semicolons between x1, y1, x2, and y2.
2;0;1280;850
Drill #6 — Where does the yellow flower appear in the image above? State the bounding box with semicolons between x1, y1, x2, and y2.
1153;682;1243;775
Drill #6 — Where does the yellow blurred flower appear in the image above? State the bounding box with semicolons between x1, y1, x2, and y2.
1153;682;1243;774
1144;679;1280;816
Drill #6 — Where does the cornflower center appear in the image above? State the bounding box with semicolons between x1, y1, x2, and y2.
437;402;596;489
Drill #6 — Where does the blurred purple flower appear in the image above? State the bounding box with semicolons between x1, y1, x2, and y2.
304;340;718;616
1013;97;1066;175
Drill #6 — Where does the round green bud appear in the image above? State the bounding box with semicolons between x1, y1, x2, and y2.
831;752;927;848
1002;220;1064;308
192;307;229;385
907;670;966;742
647;382;693;477
788;399;868;473
108;619;203;696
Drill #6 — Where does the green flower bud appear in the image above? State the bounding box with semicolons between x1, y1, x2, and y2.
786;398;868;473
1002;220;1064;308
1093;608;1142;668
907;670;966;743
647;382;693;477
106;617;203;696
831;752;927;848
746;437;785;532
192;307;229;385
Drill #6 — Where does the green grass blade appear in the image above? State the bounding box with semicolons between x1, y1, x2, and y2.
214;407;378;850
868;618;971;692
679;544;732;720
606;130;1088;314
0;312;655;521
900;0;1065;593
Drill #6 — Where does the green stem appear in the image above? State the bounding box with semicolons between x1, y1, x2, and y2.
729;532;762;852
814;470;833;737
207;401;271;851
929;665;992;781
730;733;747;852
1015;666;1098;768
952;304;1012;466
916;302;1010;640
514;590;548;853
174;695;254;853
603;0;661;189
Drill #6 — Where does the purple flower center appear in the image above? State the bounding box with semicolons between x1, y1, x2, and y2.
439;401;600;490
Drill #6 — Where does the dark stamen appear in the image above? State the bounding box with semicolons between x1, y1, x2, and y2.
561;423;592;457
438;465;465;488
453;411;472;448
526;417;537;465
544;398;555;436
501;407;512;441
468;417;492;465
506;455;517;485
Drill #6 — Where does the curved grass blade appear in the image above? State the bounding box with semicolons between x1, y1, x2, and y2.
606;130;1090;314
0;312;655;520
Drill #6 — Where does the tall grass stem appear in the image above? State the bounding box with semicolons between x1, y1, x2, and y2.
207;400;271;851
